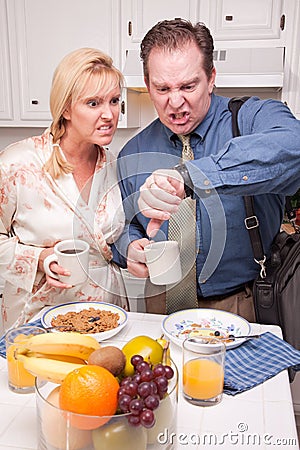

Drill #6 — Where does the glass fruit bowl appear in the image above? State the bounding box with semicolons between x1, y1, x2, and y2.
35;359;178;450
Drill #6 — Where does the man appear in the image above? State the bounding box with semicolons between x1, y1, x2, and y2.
114;19;300;321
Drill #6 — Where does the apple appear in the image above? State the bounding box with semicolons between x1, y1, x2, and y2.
122;335;163;376
92;417;147;450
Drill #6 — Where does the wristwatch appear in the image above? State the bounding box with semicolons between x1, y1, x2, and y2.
173;163;194;198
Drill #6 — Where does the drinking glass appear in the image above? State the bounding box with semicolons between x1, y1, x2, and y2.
5;325;47;393
182;336;225;406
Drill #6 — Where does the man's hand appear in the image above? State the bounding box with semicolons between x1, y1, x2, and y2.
127;238;151;278
138;169;184;236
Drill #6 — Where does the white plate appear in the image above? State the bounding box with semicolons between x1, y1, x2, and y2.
162;308;251;349
41;302;128;341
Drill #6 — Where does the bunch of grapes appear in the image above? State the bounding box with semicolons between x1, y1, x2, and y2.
117;354;174;428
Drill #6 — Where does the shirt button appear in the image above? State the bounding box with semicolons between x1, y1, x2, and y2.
201;279;207;284
205;189;211;194
242;175;248;181
204;179;210;186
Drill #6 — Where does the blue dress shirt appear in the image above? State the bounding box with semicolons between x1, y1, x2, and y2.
114;94;300;297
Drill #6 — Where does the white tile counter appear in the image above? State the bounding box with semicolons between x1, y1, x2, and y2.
0;312;299;450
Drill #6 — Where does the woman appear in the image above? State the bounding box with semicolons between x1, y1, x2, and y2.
0;48;127;331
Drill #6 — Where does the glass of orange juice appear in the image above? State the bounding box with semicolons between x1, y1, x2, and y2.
5;326;47;394
182;336;226;406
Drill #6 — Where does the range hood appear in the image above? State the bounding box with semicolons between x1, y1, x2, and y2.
123;47;284;90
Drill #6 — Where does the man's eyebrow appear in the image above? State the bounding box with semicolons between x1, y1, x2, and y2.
152;76;200;88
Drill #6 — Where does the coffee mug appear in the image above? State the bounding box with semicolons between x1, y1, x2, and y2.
43;239;90;286
144;240;182;285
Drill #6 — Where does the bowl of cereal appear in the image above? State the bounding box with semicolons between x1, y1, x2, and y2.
41;302;128;341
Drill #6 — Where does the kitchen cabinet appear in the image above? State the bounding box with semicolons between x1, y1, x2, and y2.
120;0;294;89
207;0;285;43
0;0;139;128
281;1;300;118
0;0;13;121
120;0;200;65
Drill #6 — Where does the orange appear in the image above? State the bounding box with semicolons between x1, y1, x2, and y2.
59;365;119;430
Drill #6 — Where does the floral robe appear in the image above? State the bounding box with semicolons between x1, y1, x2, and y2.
0;129;127;331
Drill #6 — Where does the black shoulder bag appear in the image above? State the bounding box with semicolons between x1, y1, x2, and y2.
228;97;300;356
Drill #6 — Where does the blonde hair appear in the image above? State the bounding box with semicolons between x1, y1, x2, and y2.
44;48;124;178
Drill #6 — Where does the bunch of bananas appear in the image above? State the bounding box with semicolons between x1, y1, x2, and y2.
14;332;100;384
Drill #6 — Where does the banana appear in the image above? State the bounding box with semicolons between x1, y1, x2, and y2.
157;335;171;365
17;331;100;361
34;352;87;365
15;353;85;384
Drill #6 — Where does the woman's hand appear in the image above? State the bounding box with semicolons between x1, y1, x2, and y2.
127;238;151;278
38;247;73;289
138;169;184;237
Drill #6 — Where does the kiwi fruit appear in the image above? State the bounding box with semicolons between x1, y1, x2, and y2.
87;346;126;377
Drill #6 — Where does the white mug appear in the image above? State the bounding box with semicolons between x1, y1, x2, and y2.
144;240;182;285
43;239;90;286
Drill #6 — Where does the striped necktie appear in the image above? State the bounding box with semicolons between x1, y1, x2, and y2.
165;134;198;313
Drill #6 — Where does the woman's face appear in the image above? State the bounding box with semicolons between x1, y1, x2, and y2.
63;77;121;147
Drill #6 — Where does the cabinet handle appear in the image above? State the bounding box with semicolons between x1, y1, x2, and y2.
280;14;285;31
31;99;39;105
128;21;132;36
121;101;125;115
225;15;233;21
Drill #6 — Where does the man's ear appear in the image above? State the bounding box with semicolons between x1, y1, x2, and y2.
144;76;150;92
208;67;216;94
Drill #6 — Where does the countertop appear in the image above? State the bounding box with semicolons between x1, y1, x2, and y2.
0;311;299;449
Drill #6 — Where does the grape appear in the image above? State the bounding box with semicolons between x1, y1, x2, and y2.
164;365;174;380
149;380;158;395
131;354;144;367
124;381;138;397
128;414;141;427
153;363;166;378
129;398;144;415
137;382;152;398
144;394;160;410
136;361;150;373
118;394;132;413
157;391;164;400
117;386;127;398
120;376;132;387
154;376;168;392
140;368;154;382
140;409;155;428
132;373;142;385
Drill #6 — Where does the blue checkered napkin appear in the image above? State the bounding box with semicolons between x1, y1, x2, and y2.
0;319;43;358
224;332;300;396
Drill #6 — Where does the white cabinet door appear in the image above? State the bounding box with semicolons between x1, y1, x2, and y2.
121;0;199;54
0;0;13;120
4;0;119;126
208;0;284;42
282;1;300;118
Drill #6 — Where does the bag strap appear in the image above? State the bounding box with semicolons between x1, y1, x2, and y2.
228;97;267;277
